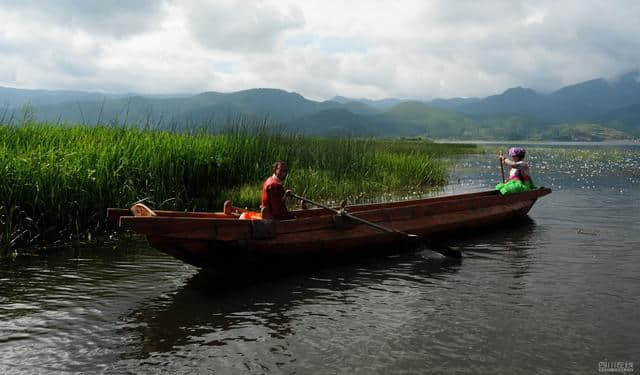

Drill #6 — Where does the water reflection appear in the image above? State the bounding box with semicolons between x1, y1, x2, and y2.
125;251;463;358
429;216;539;309
0;243;197;374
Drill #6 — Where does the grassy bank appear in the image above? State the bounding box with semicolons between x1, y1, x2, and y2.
0;122;477;255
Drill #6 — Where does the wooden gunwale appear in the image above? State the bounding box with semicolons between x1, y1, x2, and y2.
106;189;500;223
114;188;550;241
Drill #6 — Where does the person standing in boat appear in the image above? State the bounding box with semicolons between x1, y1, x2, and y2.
261;161;295;220
496;147;535;195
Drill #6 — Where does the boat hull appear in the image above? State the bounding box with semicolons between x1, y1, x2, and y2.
108;188;551;268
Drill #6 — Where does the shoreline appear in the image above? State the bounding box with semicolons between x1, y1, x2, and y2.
433;139;640;146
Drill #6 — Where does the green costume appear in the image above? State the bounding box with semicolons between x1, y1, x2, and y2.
496;179;536;195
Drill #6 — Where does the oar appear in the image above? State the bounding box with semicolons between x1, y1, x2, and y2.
499;150;506;182
286;191;462;259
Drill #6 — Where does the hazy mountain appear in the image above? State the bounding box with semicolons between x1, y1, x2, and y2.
378;101;473;137
31;94;210;126
599;102;640;136
323;99;381;115
331;95;484;111
19;88;352;127
0;86;126;108
547;71;640;121
288;102;483;138
1;71;639;140
455;70;640;123
455;87;551;116
427;97;481;109
330;96;407;110
286;108;384;136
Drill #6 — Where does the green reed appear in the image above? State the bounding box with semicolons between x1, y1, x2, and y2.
0;122;476;254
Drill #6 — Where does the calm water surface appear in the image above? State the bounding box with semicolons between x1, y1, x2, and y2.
1;143;639;374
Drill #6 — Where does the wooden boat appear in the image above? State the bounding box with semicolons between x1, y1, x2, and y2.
107;188;551;268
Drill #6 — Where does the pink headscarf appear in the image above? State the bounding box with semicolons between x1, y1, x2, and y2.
508;147;526;158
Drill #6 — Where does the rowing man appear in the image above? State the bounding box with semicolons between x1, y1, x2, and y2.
261;161;295;220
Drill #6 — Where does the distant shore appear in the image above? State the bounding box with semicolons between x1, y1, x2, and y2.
433;139;640;146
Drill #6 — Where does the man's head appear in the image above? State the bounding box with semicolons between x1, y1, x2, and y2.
273;161;289;180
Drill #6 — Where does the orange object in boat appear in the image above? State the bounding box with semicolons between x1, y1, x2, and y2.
239;211;262;220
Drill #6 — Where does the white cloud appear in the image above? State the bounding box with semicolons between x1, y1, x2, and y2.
183;0;305;53
0;0;639;100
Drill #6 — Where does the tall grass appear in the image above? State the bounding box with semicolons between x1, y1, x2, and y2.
0;122;476;254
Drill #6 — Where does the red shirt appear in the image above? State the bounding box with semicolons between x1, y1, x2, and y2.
261;175;294;220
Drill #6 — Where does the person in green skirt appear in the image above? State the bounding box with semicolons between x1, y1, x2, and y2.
496;147;536;195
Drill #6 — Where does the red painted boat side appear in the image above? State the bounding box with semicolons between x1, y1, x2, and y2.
108;188;551;267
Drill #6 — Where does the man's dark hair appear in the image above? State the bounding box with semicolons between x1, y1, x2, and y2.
272;160;288;172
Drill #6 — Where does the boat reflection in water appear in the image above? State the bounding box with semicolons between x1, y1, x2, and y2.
126;253;463;356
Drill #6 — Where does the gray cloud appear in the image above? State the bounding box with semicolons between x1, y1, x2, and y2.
0;0;169;38
183;0;305;52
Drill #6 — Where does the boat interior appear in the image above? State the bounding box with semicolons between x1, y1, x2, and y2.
108;189;504;223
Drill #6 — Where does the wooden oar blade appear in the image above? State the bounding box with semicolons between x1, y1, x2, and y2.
432;246;462;259
422;239;462;258
130;203;156;217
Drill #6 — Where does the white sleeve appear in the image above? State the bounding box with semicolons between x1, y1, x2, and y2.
512;161;524;169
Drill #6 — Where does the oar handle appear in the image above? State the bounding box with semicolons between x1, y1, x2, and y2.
287;191;339;214
499;150;506;182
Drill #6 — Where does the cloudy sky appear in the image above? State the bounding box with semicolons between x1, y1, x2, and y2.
1;0;639;100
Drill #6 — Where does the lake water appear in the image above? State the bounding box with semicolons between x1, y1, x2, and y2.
1;143;639;374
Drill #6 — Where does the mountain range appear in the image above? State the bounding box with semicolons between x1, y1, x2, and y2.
2;71;639;141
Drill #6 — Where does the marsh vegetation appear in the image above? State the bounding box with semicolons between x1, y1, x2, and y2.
0;122;477;255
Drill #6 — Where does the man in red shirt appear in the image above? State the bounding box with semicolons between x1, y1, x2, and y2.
261;161;295;220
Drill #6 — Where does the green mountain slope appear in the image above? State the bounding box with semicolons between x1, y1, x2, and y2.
286;108;382;136
380;101;473;136
599;102;640;136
